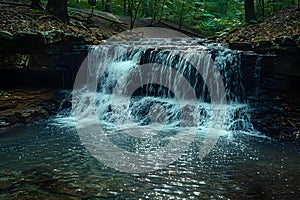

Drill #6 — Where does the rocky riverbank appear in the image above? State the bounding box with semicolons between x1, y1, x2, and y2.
250;90;300;146
0;3;126;45
0;3;128;131
0;89;70;131
217;6;300;53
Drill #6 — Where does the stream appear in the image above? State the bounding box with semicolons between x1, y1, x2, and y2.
0;38;299;199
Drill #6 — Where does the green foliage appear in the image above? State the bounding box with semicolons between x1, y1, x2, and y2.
68;0;92;9
30;9;47;14
65;0;299;36
255;0;299;18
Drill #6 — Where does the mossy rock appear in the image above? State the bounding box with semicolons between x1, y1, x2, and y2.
39;30;64;44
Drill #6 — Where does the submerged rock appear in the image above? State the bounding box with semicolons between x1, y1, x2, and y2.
20;109;49;123
0;89;69;128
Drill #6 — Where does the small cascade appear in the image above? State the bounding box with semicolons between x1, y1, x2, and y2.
71;38;254;152
253;56;263;97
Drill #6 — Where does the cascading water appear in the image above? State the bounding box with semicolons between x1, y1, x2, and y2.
2;37;299;199
68;38;257;172
72;38;253;135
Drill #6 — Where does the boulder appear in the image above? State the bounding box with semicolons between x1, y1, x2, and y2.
274;36;297;47
257;39;273;47
14;31;46;48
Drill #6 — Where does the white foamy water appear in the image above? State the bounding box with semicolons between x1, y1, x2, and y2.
54;38;263;142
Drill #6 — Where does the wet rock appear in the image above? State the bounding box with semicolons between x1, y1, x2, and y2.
253;37;273;47
0;89;72;128
39;30;64;44
293;34;300;47
20;109;49;123
63;33;85;44
57;99;72;112
251;39;274;53
274;36;297;47
258;40;273;47
14;31;46;47
0;120;10;127
229;42;253;51
4;112;22;124
0;30;13;40
37;99;60;115
14;31;42;42
16;167;91;198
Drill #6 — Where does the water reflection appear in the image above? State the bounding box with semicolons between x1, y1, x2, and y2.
0;120;299;199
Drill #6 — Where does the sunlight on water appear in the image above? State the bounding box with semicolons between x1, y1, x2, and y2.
0;35;299;199
47;38;273;175
67;38;262;141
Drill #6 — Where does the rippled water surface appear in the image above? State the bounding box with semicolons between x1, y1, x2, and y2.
1;38;299;199
0;119;299;199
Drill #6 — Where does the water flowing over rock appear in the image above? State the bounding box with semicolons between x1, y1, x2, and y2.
72;38;253;136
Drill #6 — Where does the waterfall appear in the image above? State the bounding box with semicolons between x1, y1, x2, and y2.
67;38;256;172
72;38;251;132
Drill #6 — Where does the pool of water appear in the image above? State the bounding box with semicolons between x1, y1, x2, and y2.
1;38;299;199
0;118;299;199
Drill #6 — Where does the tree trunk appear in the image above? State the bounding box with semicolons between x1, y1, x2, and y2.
258;0;264;17
179;2;185;29
152;0;158;21
30;0;43;10
102;0;105;9
46;0;69;23
244;0;255;23
159;0;164;21
123;0;127;15
129;0;143;29
141;0;147;17
105;0;112;13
